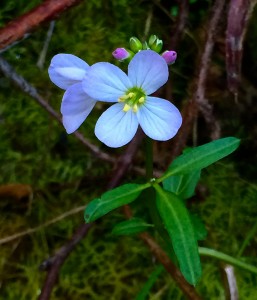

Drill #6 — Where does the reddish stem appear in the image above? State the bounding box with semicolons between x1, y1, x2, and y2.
0;0;83;50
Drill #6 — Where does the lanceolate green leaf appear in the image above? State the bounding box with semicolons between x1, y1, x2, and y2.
190;214;207;241
112;218;153;236
154;185;202;285
84;183;150;223
163;170;201;200
159;137;240;182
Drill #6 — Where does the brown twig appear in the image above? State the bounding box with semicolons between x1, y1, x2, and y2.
192;0;225;140
38;223;92;300
0;0;83;50
226;0;257;96
170;0;226;160
0;205;86;245
170;0;189;49
140;232;202;300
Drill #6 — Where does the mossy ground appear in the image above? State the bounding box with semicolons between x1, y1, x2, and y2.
1;1;257;299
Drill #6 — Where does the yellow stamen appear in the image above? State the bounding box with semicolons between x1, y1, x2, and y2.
123;104;131;112
128;92;135;98
119;94;131;101
138;96;145;103
133;104;138;112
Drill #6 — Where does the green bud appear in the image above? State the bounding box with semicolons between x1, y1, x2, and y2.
148;35;163;53
129;37;143;52
148;35;158;46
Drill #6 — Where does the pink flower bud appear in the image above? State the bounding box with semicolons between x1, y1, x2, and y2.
112;48;130;61
162;50;177;65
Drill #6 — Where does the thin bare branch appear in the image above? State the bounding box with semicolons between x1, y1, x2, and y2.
170;0;189;49
38;223;92;300
37;21;55;70
170;0;226;160
193;0;225;139
226;0;257;95
0;0;83;50
222;265;239;300
0;205;86;245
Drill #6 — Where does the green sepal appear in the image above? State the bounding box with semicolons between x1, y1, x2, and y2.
84;183;150;223
129;36;143;52
154;184;202;285
112;218;153;236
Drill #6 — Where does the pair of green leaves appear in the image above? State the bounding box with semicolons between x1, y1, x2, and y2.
84;137;240;285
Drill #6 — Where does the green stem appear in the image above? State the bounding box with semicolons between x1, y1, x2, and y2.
144;138;162;229
145;136;153;180
144;137;174;253
199;247;257;274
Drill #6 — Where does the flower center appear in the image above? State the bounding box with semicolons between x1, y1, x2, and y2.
118;87;146;113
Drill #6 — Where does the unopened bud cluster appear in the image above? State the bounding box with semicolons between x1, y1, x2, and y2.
112;35;177;65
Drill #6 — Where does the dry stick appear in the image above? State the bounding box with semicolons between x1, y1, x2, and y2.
221;265;239;300
0;56;115;163
191;0;226;141
37;21;56;70
38;223;92;300
170;0;189;50
0;205;86;245
0;0;83;50
226;0;257;96
170;0;226;160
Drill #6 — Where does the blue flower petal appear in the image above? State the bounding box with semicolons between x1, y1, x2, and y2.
137;96;182;141
61;83;96;133
95;103;138;147
49;54;89;90
63;114;89;134
83;62;132;102
128;50;168;95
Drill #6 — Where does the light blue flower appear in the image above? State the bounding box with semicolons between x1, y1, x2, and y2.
82;50;182;148
48;54;97;133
